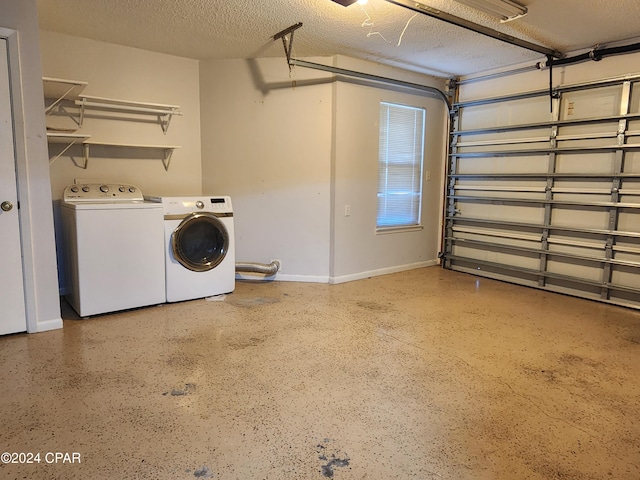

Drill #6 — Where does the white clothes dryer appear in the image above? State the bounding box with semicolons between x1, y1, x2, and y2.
60;183;166;317
145;196;235;302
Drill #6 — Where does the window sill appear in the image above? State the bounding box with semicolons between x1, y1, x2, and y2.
376;225;424;235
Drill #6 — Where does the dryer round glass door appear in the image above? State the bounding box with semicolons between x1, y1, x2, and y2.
171;213;229;272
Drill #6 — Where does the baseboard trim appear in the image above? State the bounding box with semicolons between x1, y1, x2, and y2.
235;260;439;285
329;260;438;285
34;317;64;333
236;272;330;283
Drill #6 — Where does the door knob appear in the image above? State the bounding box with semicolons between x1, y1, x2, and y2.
1;201;13;212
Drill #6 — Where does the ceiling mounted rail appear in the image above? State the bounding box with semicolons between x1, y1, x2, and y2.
289;58;451;105
271;23;451;106
383;0;562;59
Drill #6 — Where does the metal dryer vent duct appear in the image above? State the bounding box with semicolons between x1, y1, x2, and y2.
235;261;281;276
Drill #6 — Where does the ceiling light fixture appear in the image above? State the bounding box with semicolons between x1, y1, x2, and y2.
330;0;368;7
329;0;559;58
330;0;360;6
453;0;527;22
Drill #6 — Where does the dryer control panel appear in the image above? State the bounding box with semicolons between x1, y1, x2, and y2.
63;183;144;202
145;196;233;215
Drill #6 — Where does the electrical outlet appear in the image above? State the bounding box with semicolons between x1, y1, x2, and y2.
270;259;282;273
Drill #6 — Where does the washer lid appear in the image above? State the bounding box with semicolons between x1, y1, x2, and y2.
60;201;163;210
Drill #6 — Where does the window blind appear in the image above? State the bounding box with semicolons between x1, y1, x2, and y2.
377;102;425;228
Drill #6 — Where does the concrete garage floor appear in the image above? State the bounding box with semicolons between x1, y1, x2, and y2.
1;267;639;480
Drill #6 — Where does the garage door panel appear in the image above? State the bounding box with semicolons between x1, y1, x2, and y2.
459;97;549;130
457;190;547;200
547;241;605;259
550;206;610;230
544;278;602;300
546;257;603;282
557;137;620;150
628;120;640;133
619;194;640;205
614;253;640;265
456;155;548;174
611;264;640;289
450;259;540;286
551;193;613;203
553;178;612;191
629;81;640;113
446;75;640;309
555;152;616;174
452;221;541;241
458;141;550;154
620;179;640;192
558;122;620;137
624;150;640;170
609;290;640;308
460;128;547;144
454;232;541;250
617;209;640;232
615;234;640;245
458;202;544;223
452;244;540;270
560;86;622;120
456;178;546;189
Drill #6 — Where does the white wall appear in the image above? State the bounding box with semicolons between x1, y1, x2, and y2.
200;57;334;281
200;55;448;283
331;56;448;282
40;30;450;294
40;30;202;199
0;0;61;332
39;31;202;292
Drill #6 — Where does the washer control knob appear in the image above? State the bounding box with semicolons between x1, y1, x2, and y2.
196;201;204;209
119;186;126;193
100;185;109;193
70;186;79;193
129;187;136;193
82;186;90;192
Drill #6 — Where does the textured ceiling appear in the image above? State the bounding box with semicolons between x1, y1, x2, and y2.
36;0;640;78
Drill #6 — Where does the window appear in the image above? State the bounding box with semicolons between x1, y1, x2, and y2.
377;102;425;229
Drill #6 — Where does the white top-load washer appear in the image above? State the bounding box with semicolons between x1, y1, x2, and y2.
60;183;166;317
145;196;235;302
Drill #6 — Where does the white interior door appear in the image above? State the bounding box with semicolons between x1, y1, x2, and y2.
0;37;27;335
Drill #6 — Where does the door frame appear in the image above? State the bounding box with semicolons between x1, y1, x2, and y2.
1;26;41;333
